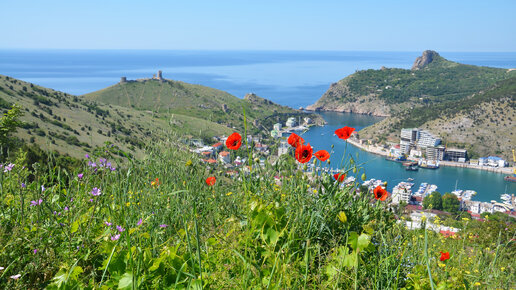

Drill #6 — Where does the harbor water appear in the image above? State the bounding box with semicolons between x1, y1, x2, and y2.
301;112;516;202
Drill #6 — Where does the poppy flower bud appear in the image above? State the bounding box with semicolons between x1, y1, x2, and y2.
361;173;366;181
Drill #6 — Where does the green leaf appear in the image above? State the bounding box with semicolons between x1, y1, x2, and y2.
357;233;371;251
348;232;358;250
118;272;133;289
71;221;79;233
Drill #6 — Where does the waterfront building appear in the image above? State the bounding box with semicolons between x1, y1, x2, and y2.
401;128;419;143
417;130;442;148
409;149;422;158
286;117;297;127
445;148;467;162
479;156;507;167
426;146;445;161
273;123;282;131
400;140;412;155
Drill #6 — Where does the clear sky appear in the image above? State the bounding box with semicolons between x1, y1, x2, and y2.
1;0;515;51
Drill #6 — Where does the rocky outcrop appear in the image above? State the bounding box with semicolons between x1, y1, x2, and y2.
411;50;440;70
306;81;391;116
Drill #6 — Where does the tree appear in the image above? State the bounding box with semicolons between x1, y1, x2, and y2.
0;104;23;147
442;193;460;213
423;191;442;210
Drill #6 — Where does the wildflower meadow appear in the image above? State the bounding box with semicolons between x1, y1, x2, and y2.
0;126;514;289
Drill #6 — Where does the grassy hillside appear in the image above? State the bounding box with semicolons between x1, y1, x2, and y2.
84;78;324;134
359;77;516;159
0;75;232;159
307;50;516;116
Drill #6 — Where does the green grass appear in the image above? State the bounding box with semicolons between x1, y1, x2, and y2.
0;133;514;289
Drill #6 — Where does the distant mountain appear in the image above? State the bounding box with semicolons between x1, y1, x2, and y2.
84;76;324;134
358;77;516;160
0;75;233;159
307;50;516;116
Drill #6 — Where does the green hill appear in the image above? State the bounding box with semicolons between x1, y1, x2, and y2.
0;75;233;159
359;76;516;160
84;77;324;134
307;50;516;116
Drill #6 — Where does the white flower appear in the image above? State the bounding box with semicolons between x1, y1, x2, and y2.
10;274;21;279
0;266;4;271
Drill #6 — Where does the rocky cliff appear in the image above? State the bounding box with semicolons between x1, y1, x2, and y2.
411;50;440;70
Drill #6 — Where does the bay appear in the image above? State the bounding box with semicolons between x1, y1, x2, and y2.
302;112;515;202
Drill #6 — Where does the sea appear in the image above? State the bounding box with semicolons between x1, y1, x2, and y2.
1;50;515;201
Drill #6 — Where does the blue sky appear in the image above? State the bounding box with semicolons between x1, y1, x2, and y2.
1;0;515;51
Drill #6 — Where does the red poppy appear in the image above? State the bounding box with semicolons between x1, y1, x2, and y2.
335;126;356;140
151;178;160;187
314;150;330;162
295;143;313;163
288;133;305;148
205;176;216;186
373;186;388;201
439;251;450;261
226;132;242;150
334;173;346;182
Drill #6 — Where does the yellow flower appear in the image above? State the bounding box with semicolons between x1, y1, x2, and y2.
474;282;481;286
338;211;347;224
421;216;427;222
185;160;192;167
438;263;446;268
465;271;470;275
126;202;131;207
500;267;505;271
226;192;233;196
462;217;470;222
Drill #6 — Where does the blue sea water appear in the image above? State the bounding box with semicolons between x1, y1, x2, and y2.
302;112;515;203
1;49;515;201
2;50;516;107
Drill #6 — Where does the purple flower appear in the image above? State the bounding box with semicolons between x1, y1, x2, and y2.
77;173;83;179
137;218;143;226
116;225;125;232
110;166;116;171
88;161;96;167
89;199;94;202
99;158;107;165
64;207;69;211
33;249;38;254
159;224;168;228
91;187;101;196
111;234;120;241
3;163;14;172
41;185;45;192
30;199;43;206
104;221;112;226
70;198;73;202
85;154;90;159
21;183;26;188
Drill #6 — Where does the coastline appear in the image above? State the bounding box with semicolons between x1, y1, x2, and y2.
346;137;513;175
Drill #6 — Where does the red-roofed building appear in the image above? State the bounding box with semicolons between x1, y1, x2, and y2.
212;142;223;152
440;230;456;238
202;158;217;164
219;151;231;164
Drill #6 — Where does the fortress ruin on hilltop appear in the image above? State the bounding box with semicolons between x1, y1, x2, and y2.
120;70;164;83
